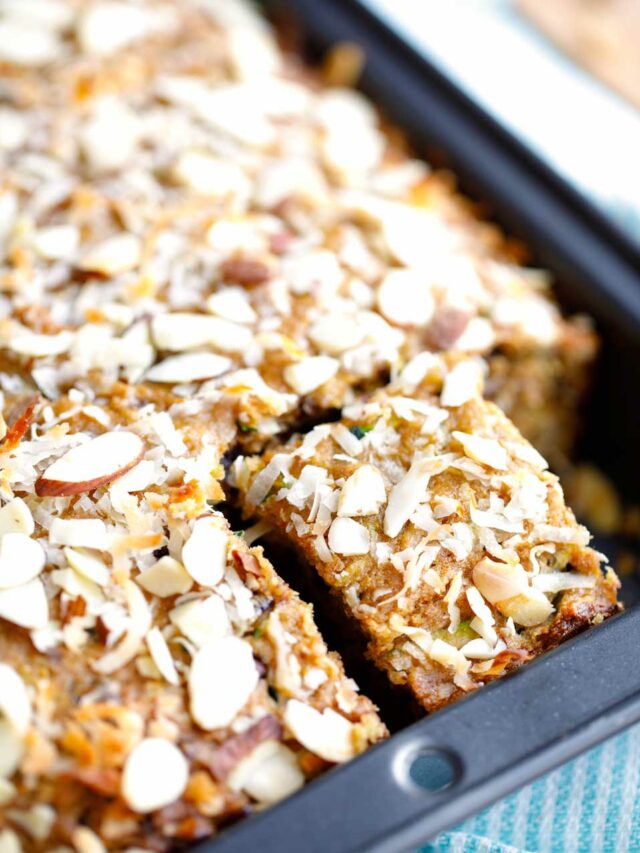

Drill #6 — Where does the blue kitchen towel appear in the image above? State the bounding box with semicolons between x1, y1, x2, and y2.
422;722;640;853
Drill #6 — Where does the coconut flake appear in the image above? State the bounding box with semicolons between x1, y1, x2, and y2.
284;699;355;763
121;738;188;813
189;636;259;730
384;457;433;538
532;571;596;593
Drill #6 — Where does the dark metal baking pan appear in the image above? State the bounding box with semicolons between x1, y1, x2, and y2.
194;1;640;850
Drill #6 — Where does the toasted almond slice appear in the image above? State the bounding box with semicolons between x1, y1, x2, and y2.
452;431;509;471
327;517;370;555
138;557;192;598
0;534;46;589
0;664;31;735
428;638;470;675
80;233;141;276
0;498;34;537
64;547;111;587
283;356;339;395
377;269;434;327
121;738;189;813
181;517;228;587
284;699;355;763
151;312;252;354
473;558;529;605
36;431;144;497
0;579;48;630
10;330;74;358
146;627;179;686
337;465;386;517
49;518;108;550
169;594;229;647
189;636;258;730
146;353;232;384
0;827;21;853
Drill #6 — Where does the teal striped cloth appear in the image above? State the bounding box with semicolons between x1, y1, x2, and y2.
422;722;640;852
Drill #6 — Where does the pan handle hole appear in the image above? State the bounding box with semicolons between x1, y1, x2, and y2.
408;748;460;792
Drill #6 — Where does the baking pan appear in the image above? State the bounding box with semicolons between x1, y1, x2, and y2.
194;1;640;850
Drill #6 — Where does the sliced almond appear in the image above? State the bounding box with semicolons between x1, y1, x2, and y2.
284;699;355;763
137;557;192;598
64;548;111;587
151;312;252;354
78;2;160;57
169;594;230;648
49;518;108;550
71;826;107;853
337;465;386;517
205;287;256;325
452;431;509;471
182;517;228;587
146;353;232;384
32;225;79;262
0;534;46;589
327;517;370;556
473;557;529;605
80;234;141;276
441;360;484;407
228;740;304;804
309;313;365;355
189;637;259;730
0;21;62;66
36;431;144;497
174;151;249;198
283;356;339;395
0;579;48;630
498;589;554;628
0;499;34;537
0;721;23;779
10;330;74;358
113;460;157;493
460;638;498;661
0;828;21;853
377;269;434;327
0;664;31;735
146;627;179;686
121;738;189;813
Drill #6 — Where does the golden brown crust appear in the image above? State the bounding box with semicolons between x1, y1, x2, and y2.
234;358;620;713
